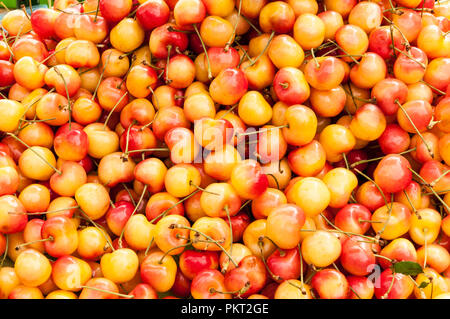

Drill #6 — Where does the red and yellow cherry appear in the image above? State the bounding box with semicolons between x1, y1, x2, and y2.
151;106;190;141
309;86;346;118
251;188;287;220
72;97;102;126
347;276;374;299
173;0;206;27
259;1;295;34
393;47;428;85
120;99;156;129
98;0;132;22
149;23;189;60
266;204;305;249
154;214;190;255
334;204;372;235
417;244;450;273
340;235;378;276
140;249;177;293
30;8;59;39
311;268;349;299
78;277;120;299
374;269;414;299
145;192;185;223
134;158;167;194
200;182;241;218
41;215;78;258
52;255;92;291
53;123;89;162
230;159;268;200
77;226;112;261
190;269;231;299
267;247;303;283
224;255;267;298
368;26;405;61
104;200;134;237
319;124;355;162
273;67;310;106
119;125;157;159
209;68;248;106
98;152;135;187
240;53;276;91
199;16;234;48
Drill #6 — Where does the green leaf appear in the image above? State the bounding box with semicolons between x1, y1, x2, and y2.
392;261;424;276
418;281;430;289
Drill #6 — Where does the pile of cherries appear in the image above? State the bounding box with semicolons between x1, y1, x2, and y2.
0;0;450;299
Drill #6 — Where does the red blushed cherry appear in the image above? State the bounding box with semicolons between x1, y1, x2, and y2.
54;123;89;162
41;215;78;258
267;247;302;283
209;68;249;106
371;78;408;116
105;200;134;237
207;47;240;78
119;125;157;158
373;154;412;194
149;23;190;59
347;276;374;299
99;0;133;22
190;269;231;299
171;269;192;298
30;8;59;39
340;236;379;277
419;160;450;193
224;255;267;298
0;61;15;87
136;0;170;31
368;26;405;61
129;283;158;299
273;67;310;105
179;250;220;280
230;159;269;200
374;269;414;299
311;268;350;299
378;124;411;155
334;204;372;235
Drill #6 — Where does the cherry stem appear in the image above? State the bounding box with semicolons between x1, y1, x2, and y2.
118;184;148;247
79;285;134;299
245;30;275;69
193;24;212;80
149;189;201;224
209;281;250;298
319;212;379;243
102;91;129;130
258;239;282;282
393;46;426;69
225;0;242;51
6;133;62;175
122;119;137;160
53;66;72;130
189;181;220;196
350;148;416;168
172;224;238;267
221;205;233;274
15;236;54;251
121;183;137;208
408;167;450;215
158;242;192;264
395;100;434;158
237;124;288;137
92;52;112;101
311;48;319;68
419;80;446;96
77;209;115;251
327;39;360;65
240;15;261;35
